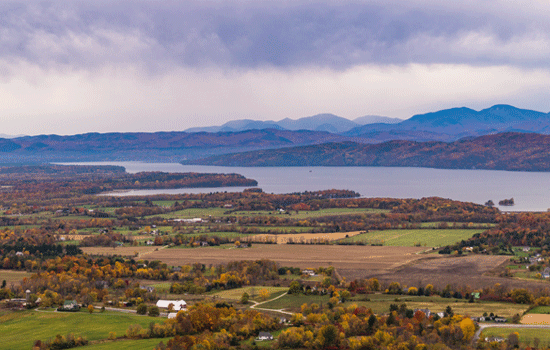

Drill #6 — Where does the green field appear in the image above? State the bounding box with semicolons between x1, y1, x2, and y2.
152;207;388;220
212;286;288;301
482;327;550;345
337;229;483;247
230;208;388;219
0;309;164;349
527;306;550;314
150;207;228;219
80;338;172;350
258;293;331;310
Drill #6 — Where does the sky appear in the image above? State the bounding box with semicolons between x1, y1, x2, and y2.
2;0;550;135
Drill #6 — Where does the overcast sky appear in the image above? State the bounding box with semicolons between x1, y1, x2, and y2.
2;0;550;135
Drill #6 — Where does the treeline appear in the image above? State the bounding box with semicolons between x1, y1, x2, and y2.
0;256;281;308
141;300;478;350
443;212;550;253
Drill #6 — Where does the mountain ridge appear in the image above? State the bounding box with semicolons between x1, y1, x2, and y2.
185;113;400;133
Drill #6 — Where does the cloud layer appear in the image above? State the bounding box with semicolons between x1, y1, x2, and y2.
2;0;550;71
1;1;549;134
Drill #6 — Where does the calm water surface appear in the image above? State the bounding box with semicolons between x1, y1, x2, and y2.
63;162;550;212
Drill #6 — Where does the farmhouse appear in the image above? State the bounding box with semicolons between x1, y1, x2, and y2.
414;308;431;318
156;299;187;311
140;285;155;293
542;267;550;279
256;332;274;341
58;300;80;311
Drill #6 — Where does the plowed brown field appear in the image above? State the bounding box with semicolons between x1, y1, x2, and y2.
137;244;426;272
81;244;546;290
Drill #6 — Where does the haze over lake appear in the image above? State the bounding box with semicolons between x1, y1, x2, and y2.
63;162;550;212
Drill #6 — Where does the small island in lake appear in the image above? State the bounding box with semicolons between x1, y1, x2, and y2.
498;198;515;206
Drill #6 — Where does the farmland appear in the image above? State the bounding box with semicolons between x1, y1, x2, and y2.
2;167;550;350
138;244;427;277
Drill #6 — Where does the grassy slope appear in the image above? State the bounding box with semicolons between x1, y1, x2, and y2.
0;309;164;350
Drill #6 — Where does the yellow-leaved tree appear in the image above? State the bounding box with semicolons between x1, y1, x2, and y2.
259;288;270;301
459;318;475;341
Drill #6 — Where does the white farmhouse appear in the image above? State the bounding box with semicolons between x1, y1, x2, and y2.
156;299;187;311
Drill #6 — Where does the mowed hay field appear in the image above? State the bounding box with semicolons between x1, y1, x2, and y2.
250;231;363;244
140;244;426;275
81;245;166;257
0;270;32;286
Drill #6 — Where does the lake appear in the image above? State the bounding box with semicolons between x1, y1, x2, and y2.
61;162;550;212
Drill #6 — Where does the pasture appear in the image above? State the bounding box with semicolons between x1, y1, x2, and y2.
212;286;288;300
482;327;550;345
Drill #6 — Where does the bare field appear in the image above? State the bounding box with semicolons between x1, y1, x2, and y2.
138;244;427;273
365;254;550;290
521;314;550;325
249;231;363;244
81;246;165;257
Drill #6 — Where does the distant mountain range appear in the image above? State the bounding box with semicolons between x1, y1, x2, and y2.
1;104;550;169
343;105;550;142
185;114;402;133
185;104;550;143
184;132;550;172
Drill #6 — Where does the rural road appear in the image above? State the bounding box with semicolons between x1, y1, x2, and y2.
250;291;293;316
